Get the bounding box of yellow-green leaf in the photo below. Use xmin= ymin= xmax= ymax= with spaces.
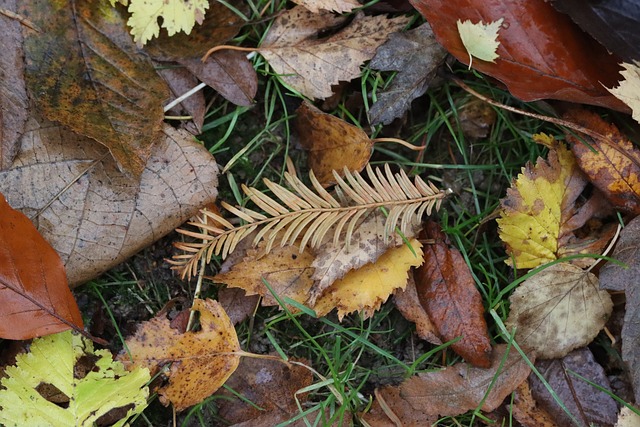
xmin=0 ymin=331 xmax=149 ymax=427
xmin=457 ymin=18 xmax=503 ymax=67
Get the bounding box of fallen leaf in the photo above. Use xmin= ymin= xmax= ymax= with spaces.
xmin=506 ymin=263 xmax=612 ymax=359
xmin=394 ymin=274 xmax=442 ymax=345
xmin=361 ymin=385 xmax=437 ymax=426
xmin=120 ymin=298 xmax=240 ymax=411
xmin=156 ymin=64 xmax=206 ymax=134
xmin=457 ymin=18 xmax=503 ymax=66
xmin=218 ymin=287 xmax=260 ymax=325
xmin=0 ymin=330 xmax=149 ymax=426
xmin=456 ymin=97 xmax=497 ymax=139
xmin=616 ymin=407 xmax=640 ymax=427
xmin=607 ymin=61 xmax=640 ymax=124
xmin=410 ymin=0 xmax=627 ymax=110
xmin=20 ymin=0 xmax=169 ymax=177
xmin=259 ymin=7 xmax=410 ymax=99
xmin=565 ymin=109 xmax=640 ymax=214
xmin=529 ymin=347 xmax=618 ymax=427
xmin=0 ymin=0 xmax=28 ymax=169
xmin=0 ymin=115 xmax=219 ymax=287
xmin=368 ymin=22 xmax=448 ymax=125
xmin=399 ymin=344 xmax=531 ymax=416
xmin=600 ymin=215 xmax=640 ymax=403
xmin=415 ymin=220 xmax=492 ymax=368
xmin=215 ymin=357 xmax=313 ymax=426
xmin=0 ymin=194 xmax=83 ymax=339
xmin=296 ymin=101 xmax=372 ymax=187
xmin=313 ymin=238 xmax=423 ymax=320
xmin=498 ymin=139 xmax=614 ymax=269
xmin=291 ymin=0 xmax=360 ymax=13
xmin=510 ymin=381 xmax=558 ymax=427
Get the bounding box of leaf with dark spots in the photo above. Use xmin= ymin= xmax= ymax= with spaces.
xmin=414 ymin=220 xmax=492 ymax=367
xmin=19 ymin=0 xmax=169 ymax=177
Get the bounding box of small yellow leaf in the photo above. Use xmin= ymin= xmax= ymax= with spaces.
xmin=606 ymin=60 xmax=640 ymax=125
xmin=457 ymin=18 xmax=503 ymax=67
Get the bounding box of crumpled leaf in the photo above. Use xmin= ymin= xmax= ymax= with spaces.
xmin=457 ymin=18 xmax=503 ymax=66
xmin=506 ymin=263 xmax=612 ymax=359
xmin=214 ymin=357 xmax=313 ymax=426
xmin=291 ymin=0 xmax=360 ymax=13
xmin=497 ymin=138 xmax=614 ymax=269
xmin=0 ymin=194 xmax=83 ymax=339
xmin=259 ymin=7 xmax=410 ymax=99
xmin=565 ymin=109 xmax=640 ymax=214
xmin=120 ymin=298 xmax=240 ymax=411
xmin=0 ymin=330 xmax=149 ymax=427
xmin=600 ymin=215 xmax=640 ymax=403
xmin=368 ymin=23 xmax=448 ymax=126
xmin=529 ymin=347 xmax=618 ymax=427
xmin=415 ymin=221 xmax=492 ymax=368
xmin=394 ymin=275 xmax=441 ymax=344
xmin=0 ymin=115 xmax=219 ymax=286
xmin=296 ymin=101 xmax=372 ymax=187
xmin=20 ymin=0 xmax=169 ymax=177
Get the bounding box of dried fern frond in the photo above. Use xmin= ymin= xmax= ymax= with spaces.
xmin=171 ymin=164 xmax=448 ymax=278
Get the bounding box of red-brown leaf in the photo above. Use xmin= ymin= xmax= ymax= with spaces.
xmin=0 ymin=194 xmax=83 ymax=339
xmin=414 ymin=220 xmax=492 ymax=367
xmin=411 ymin=0 xmax=627 ymax=111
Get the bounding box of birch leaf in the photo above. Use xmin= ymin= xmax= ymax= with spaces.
xmin=606 ymin=60 xmax=640 ymax=125
xmin=457 ymin=18 xmax=503 ymax=66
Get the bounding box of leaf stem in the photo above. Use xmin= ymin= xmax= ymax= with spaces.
xmin=202 ymin=45 xmax=257 ymax=62
xmin=371 ymin=137 xmax=426 ymax=151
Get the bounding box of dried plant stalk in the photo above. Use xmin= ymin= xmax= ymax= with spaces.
xmin=171 ymin=164 xmax=448 ymax=278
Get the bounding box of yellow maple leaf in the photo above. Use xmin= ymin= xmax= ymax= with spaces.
xmin=314 ymin=239 xmax=423 ymax=320
xmin=124 ymin=0 xmax=209 ymax=46
xmin=457 ymin=18 xmax=503 ymax=68
xmin=606 ymin=61 xmax=640 ymax=125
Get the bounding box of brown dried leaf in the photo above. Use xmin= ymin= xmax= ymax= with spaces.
xmin=361 ymin=386 xmax=437 ymax=426
xmin=20 ymin=0 xmax=169 ymax=177
xmin=291 ymin=0 xmax=359 ymax=13
xmin=399 ymin=344 xmax=532 ymax=416
xmin=0 ymin=115 xmax=219 ymax=286
xmin=215 ymin=358 xmax=313 ymax=426
xmin=566 ymin=109 xmax=640 ymax=215
xmin=259 ymin=8 xmax=410 ymax=99
xmin=529 ymin=347 xmax=618 ymax=427
xmin=218 ymin=287 xmax=260 ymax=325
xmin=393 ymin=274 xmax=441 ymax=344
xmin=295 ymin=101 xmax=372 ymax=187
xmin=511 ymin=381 xmax=559 ymax=427
xmin=415 ymin=220 xmax=492 ymax=367
xmin=156 ymin=64 xmax=205 ymax=134
xmin=506 ymin=263 xmax=612 ymax=359
xmin=120 ymin=298 xmax=240 ymax=411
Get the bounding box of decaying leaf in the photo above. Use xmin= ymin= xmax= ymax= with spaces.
xmin=0 ymin=194 xmax=83 ymax=339
xmin=368 ymin=23 xmax=448 ymax=125
xmin=565 ymin=109 xmax=640 ymax=214
xmin=21 ymin=0 xmax=169 ymax=177
xmin=291 ymin=0 xmax=360 ymax=13
xmin=313 ymin=238 xmax=423 ymax=320
xmin=529 ymin=347 xmax=618 ymax=427
xmin=120 ymin=299 xmax=240 ymax=411
xmin=0 ymin=330 xmax=149 ymax=427
xmin=510 ymin=381 xmax=558 ymax=427
xmin=218 ymin=287 xmax=260 ymax=325
xmin=362 ymin=385 xmax=437 ymax=426
xmin=456 ymin=97 xmax=497 ymax=139
xmin=394 ymin=274 xmax=441 ymax=344
xmin=498 ymin=138 xmax=614 ymax=269
xmin=0 ymin=115 xmax=218 ymax=287
xmin=415 ymin=220 xmax=492 ymax=368
xmin=296 ymin=101 xmax=372 ymax=187
xmin=606 ymin=60 xmax=640 ymax=124
xmin=258 ymin=7 xmax=410 ymax=99
xmin=215 ymin=357 xmax=313 ymax=426
xmin=506 ymin=263 xmax=612 ymax=359
xmin=457 ymin=18 xmax=503 ymax=66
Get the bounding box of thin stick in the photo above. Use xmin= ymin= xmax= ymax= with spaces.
xmin=371 ymin=137 xmax=426 ymax=151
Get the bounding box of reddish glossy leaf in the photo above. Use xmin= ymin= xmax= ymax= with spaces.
xmin=414 ymin=220 xmax=492 ymax=367
xmin=565 ymin=109 xmax=640 ymax=214
xmin=20 ymin=0 xmax=169 ymax=177
xmin=411 ymin=0 xmax=627 ymax=111
xmin=0 ymin=194 xmax=83 ymax=339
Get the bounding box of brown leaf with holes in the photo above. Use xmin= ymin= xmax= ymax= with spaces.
xmin=296 ymin=101 xmax=372 ymax=187
xmin=0 ymin=194 xmax=83 ymax=339
xmin=119 ymin=298 xmax=240 ymax=411
xmin=394 ymin=274 xmax=441 ymax=344
xmin=565 ymin=109 xmax=640 ymax=214
xmin=414 ymin=220 xmax=492 ymax=367
xmin=215 ymin=357 xmax=313 ymax=426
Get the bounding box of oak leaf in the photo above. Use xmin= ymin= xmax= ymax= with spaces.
xmin=506 ymin=263 xmax=612 ymax=359
xmin=457 ymin=18 xmax=503 ymax=66
xmin=0 ymin=194 xmax=83 ymax=339
xmin=393 ymin=274 xmax=441 ymax=344
xmin=258 ymin=7 xmax=410 ymax=99
xmin=606 ymin=61 xmax=640 ymax=124
xmin=119 ymin=298 xmax=240 ymax=411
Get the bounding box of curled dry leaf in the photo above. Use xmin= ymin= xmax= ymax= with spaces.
xmin=119 ymin=299 xmax=240 ymax=411
xmin=296 ymin=101 xmax=372 ymax=187
xmin=565 ymin=109 xmax=640 ymax=214
xmin=258 ymin=7 xmax=410 ymax=99
xmin=415 ymin=220 xmax=492 ymax=368
xmin=0 ymin=194 xmax=83 ymax=340
xmin=506 ymin=263 xmax=612 ymax=359
xmin=393 ymin=274 xmax=441 ymax=345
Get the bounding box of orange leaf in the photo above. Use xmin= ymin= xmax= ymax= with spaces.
xmin=0 ymin=194 xmax=83 ymax=339
xmin=414 ymin=220 xmax=492 ymax=367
